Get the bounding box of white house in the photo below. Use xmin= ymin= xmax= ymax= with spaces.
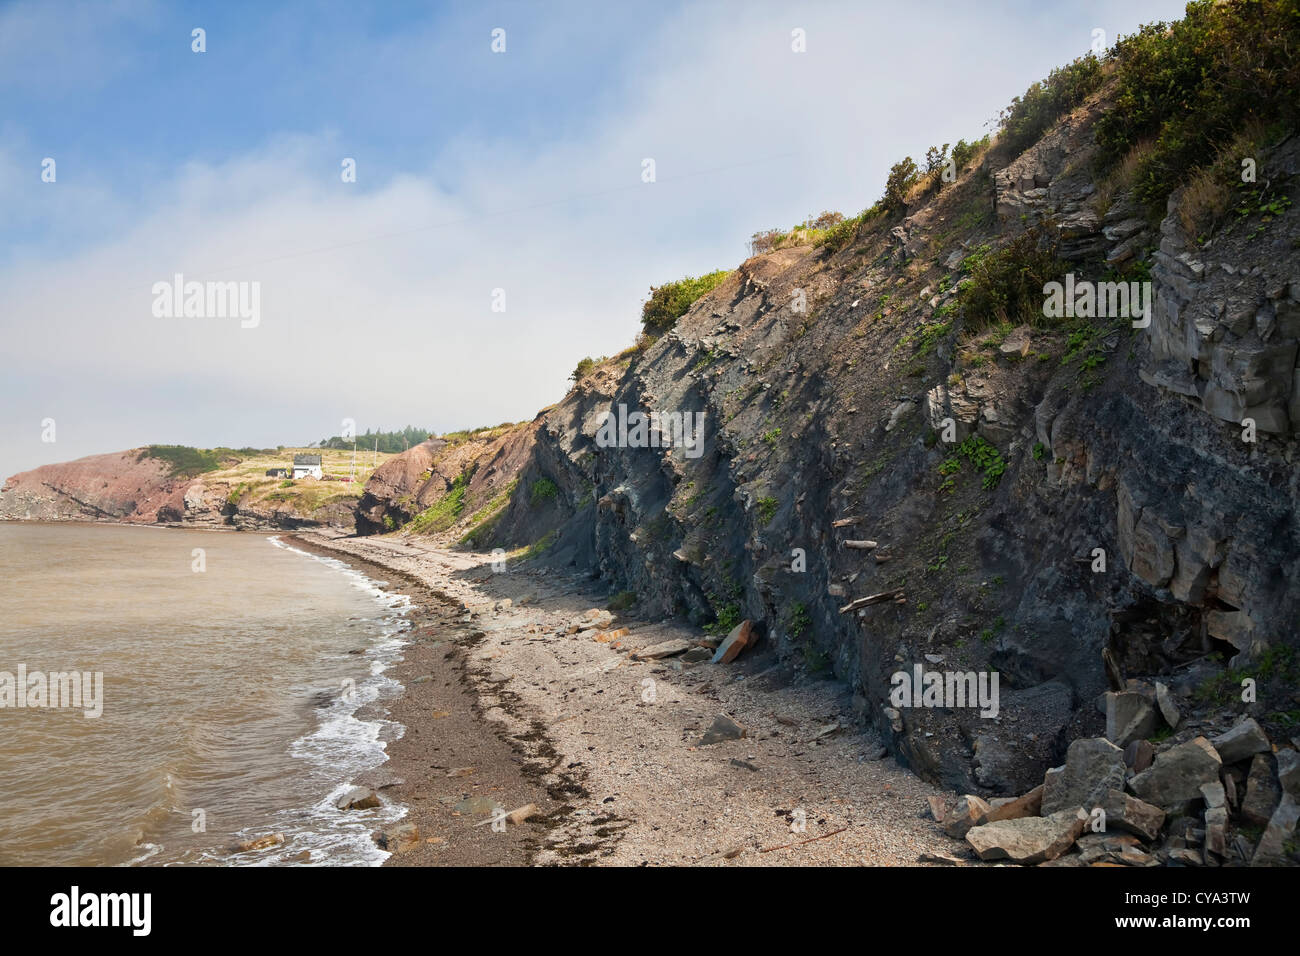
xmin=292 ymin=453 xmax=323 ymax=480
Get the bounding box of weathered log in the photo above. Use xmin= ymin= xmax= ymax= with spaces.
xmin=838 ymin=588 xmax=904 ymax=614
xmin=842 ymin=539 xmax=878 ymax=550
xmin=832 ymin=515 xmax=866 ymax=528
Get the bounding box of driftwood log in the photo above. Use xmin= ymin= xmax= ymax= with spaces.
xmin=838 ymin=588 xmax=905 ymax=614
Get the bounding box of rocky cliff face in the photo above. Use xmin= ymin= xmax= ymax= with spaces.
xmin=359 ymin=87 xmax=1300 ymax=796
xmin=0 ymin=450 xmax=358 ymax=531
xmin=0 ymin=450 xmax=175 ymax=522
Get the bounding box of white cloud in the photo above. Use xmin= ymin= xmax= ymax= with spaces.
xmin=0 ymin=0 xmax=1190 ymax=474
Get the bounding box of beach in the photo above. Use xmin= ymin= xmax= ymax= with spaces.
xmin=293 ymin=531 xmax=962 ymax=866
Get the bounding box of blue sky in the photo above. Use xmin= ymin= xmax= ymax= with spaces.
xmin=0 ymin=0 xmax=1190 ymax=474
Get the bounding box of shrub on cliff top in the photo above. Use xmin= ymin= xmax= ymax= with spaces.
xmin=950 ymin=135 xmax=991 ymax=176
xmin=640 ymin=269 xmax=732 ymax=336
xmin=570 ymin=355 xmax=605 ymax=383
xmin=1094 ymin=0 xmax=1300 ymax=214
xmin=140 ymin=444 xmax=269 ymax=478
xmin=997 ymin=53 xmax=1103 ymax=158
xmin=880 ymin=157 xmax=920 ymax=214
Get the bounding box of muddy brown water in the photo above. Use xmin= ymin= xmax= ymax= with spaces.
xmin=0 ymin=522 xmax=415 ymax=865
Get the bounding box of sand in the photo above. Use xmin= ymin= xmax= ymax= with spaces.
xmin=292 ymin=531 xmax=966 ymax=866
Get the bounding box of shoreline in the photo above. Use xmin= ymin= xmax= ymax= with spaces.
xmin=286 ymin=533 xmax=541 ymax=866
xmin=292 ymin=530 xmax=963 ymax=866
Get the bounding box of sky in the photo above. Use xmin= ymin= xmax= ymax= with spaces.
xmin=0 ymin=0 xmax=1191 ymax=475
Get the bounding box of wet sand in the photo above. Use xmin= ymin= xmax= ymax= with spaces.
xmin=292 ymin=532 xmax=964 ymax=866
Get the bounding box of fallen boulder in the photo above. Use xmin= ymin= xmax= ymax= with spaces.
xmin=1128 ymin=737 xmax=1222 ymax=808
xmin=965 ymin=809 xmax=1087 ymax=865
xmin=1211 ymin=718 xmax=1271 ymax=765
xmin=1241 ymin=753 xmax=1281 ymax=826
xmin=1042 ymin=737 xmax=1126 ymax=815
xmin=710 ymin=620 xmax=754 ymax=664
xmin=633 ymin=638 xmax=692 ymax=660
xmin=1251 ymin=793 xmax=1299 ymax=866
xmin=1096 ymin=789 xmax=1166 ymax=842
xmin=1124 ymin=739 xmax=1155 ymax=774
xmin=943 ymin=794 xmax=992 ymax=839
xmin=1105 ymin=691 xmax=1159 ymax=747
xmin=1277 ymin=748 xmax=1300 ymax=798
xmin=976 ymin=785 xmax=1043 ymax=826
xmin=1154 ymin=682 xmax=1181 ymax=729
xmin=579 ymin=609 xmax=615 ymax=630
xmin=1205 ymin=806 xmax=1229 ymax=858
xmin=372 ymin=822 xmax=420 ymax=852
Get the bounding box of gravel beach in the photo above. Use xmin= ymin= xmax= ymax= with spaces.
xmin=293 ymin=532 xmax=966 ymax=866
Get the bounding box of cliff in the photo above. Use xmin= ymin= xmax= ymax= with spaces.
xmin=355 ymin=13 xmax=1300 ymax=798
xmin=0 ymin=447 xmax=368 ymax=531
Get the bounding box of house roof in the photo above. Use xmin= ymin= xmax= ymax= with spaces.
xmin=293 ymin=454 xmax=322 ymax=466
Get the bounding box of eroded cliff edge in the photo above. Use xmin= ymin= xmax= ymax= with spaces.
xmin=356 ymin=90 xmax=1300 ymax=797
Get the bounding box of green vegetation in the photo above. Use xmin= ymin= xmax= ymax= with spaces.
xmin=997 ymin=54 xmax=1103 ymax=157
xmin=406 ymin=471 xmax=471 ymax=535
xmin=705 ymin=601 xmax=741 ymax=636
xmin=1195 ymin=645 xmax=1300 ymax=708
xmin=1094 ymin=1 xmax=1300 ymax=214
xmin=955 ymin=229 xmax=1064 ymax=331
xmin=750 ymin=211 xmax=853 ymax=255
xmin=802 ymin=640 xmax=832 ymax=675
xmin=439 ymin=422 xmax=520 ymax=445
xmin=940 ymin=435 xmax=1008 ymax=491
xmin=521 ymin=529 xmax=558 ymax=561
xmin=140 ymin=445 xmax=273 ymax=478
xmin=950 ymin=136 xmax=990 ymax=175
xmin=607 ymin=591 xmax=637 ymax=612
xmin=761 ymin=428 xmax=781 ymax=448
xmin=457 ymin=478 xmax=519 ymax=548
xmin=789 ymin=601 xmax=811 ymax=639
xmin=318 ymin=426 xmax=431 ymax=453
xmin=641 ymin=269 xmax=733 ymax=336
xmin=900 ymin=320 xmax=952 ymax=358
xmin=570 ymin=355 xmax=605 ymax=383
xmin=757 ymin=496 xmax=778 ymax=524
xmin=980 ymin=616 xmax=1006 ymax=645
xmin=881 ymin=156 xmax=920 ymax=214
xmin=529 ymin=477 xmax=559 ymax=508
xmin=813 ymin=206 xmax=882 ymax=253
